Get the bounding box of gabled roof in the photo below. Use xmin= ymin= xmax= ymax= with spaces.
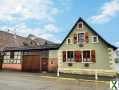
xmin=59 ymin=17 xmax=117 ymax=50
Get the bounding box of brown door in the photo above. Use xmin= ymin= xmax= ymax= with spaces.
xmin=22 ymin=55 xmax=32 ymax=72
xmin=41 ymin=58 xmax=48 ymax=71
xmin=31 ymin=55 xmax=40 ymax=72
xmin=22 ymin=55 xmax=41 ymax=72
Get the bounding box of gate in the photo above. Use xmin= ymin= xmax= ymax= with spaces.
xmin=22 ymin=52 xmax=41 ymax=72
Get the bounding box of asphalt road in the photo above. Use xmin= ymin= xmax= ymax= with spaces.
xmin=0 ymin=71 xmax=111 ymax=90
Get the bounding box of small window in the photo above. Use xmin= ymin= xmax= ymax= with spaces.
xmin=10 ymin=52 xmax=14 ymax=59
xmin=67 ymin=38 xmax=71 ymax=44
xmin=78 ymin=22 xmax=83 ymax=29
xmin=67 ymin=51 xmax=74 ymax=61
xmin=92 ymin=36 xmax=98 ymax=43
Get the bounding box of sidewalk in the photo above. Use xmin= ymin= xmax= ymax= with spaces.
xmin=39 ymin=72 xmax=114 ymax=83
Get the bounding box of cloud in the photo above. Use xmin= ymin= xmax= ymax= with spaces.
xmin=115 ymin=42 xmax=119 ymax=47
xmin=44 ymin=24 xmax=59 ymax=33
xmin=0 ymin=0 xmax=59 ymax=22
xmin=90 ymin=0 xmax=119 ymax=24
xmin=0 ymin=0 xmax=62 ymax=43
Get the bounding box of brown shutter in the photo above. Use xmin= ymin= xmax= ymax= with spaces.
xmin=63 ymin=51 xmax=66 ymax=62
xmin=85 ymin=32 xmax=89 ymax=43
xmin=74 ymin=34 xmax=77 ymax=44
xmin=91 ymin=50 xmax=96 ymax=63
xmin=75 ymin=51 xmax=82 ymax=62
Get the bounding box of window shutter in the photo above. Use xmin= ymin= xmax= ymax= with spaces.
xmin=91 ymin=50 xmax=96 ymax=63
xmin=75 ymin=51 xmax=82 ymax=62
xmin=74 ymin=34 xmax=77 ymax=44
xmin=85 ymin=32 xmax=89 ymax=43
xmin=63 ymin=51 xmax=66 ymax=62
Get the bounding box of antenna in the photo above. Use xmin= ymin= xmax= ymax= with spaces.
xmin=7 ymin=29 xmax=10 ymax=33
xmin=13 ymin=29 xmax=19 ymax=47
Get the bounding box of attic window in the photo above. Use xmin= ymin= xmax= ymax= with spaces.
xmin=92 ymin=36 xmax=99 ymax=43
xmin=67 ymin=38 xmax=71 ymax=44
xmin=78 ymin=22 xmax=83 ymax=29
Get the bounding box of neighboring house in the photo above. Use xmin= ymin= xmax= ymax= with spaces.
xmin=3 ymin=44 xmax=59 ymax=72
xmin=57 ymin=18 xmax=117 ymax=76
xmin=0 ymin=31 xmax=59 ymax=72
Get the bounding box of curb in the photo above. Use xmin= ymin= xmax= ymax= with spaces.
xmin=40 ymin=76 xmax=109 ymax=83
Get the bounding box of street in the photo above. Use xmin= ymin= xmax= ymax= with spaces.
xmin=0 ymin=71 xmax=110 ymax=90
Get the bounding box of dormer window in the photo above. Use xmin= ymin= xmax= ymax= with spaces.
xmin=92 ymin=36 xmax=99 ymax=43
xmin=78 ymin=22 xmax=83 ymax=29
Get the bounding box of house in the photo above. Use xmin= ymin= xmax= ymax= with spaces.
xmin=0 ymin=17 xmax=118 ymax=77
xmin=57 ymin=17 xmax=117 ymax=77
xmin=0 ymin=31 xmax=59 ymax=72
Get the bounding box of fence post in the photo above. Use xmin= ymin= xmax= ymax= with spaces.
xmin=95 ymin=71 xmax=98 ymax=80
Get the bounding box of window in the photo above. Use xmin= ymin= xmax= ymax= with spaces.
xmin=78 ymin=33 xmax=85 ymax=44
xmin=10 ymin=52 xmax=14 ymax=59
xmin=92 ymin=36 xmax=98 ymax=43
xmin=67 ymin=51 xmax=74 ymax=61
xmin=62 ymin=50 xmax=96 ymax=63
xmin=82 ymin=50 xmax=96 ymax=63
xmin=78 ymin=22 xmax=83 ymax=29
xmin=67 ymin=38 xmax=71 ymax=44
xmin=82 ymin=51 xmax=91 ymax=62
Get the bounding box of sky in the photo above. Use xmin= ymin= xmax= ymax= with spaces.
xmin=0 ymin=0 xmax=119 ymax=47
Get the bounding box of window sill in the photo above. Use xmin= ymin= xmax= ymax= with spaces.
xmin=91 ymin=42 xmax=98 ymax=44
xmin=81 ymin=62 xmax=93 ymax=63
xmin=64 ymin=61 xmax=76 ymax=63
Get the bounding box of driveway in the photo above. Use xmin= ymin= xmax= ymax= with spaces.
xmin=0 ymin=71 xmax=110 ymax=90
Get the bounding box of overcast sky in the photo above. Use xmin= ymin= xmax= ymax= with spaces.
xmin=0 ymin=0 xmax=119 ymax=46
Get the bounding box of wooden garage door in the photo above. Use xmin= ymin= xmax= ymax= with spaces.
xmin=22 ymin=55 xmax=41 ymax=72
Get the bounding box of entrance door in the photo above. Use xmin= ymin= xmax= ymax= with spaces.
xmin=41 ymin=58 xmax=48 ymax=71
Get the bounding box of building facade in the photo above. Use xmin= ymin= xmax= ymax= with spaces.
xmin=57 ymin=18 xmax=117 ymax=76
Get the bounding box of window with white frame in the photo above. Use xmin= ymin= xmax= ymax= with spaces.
xmin=67 ymin=51 xmax=74 ymax=61
xmin=82 ymin=51 xmax=91 ymax=62
xmin=78 ymin=22 xmax=83 ymax=29
xmin=92 ymin=36 xmax=98 ymax=43
xmin=78 ymin=33 xmax=85 ymax=44
xmin=67 ymin=38 xmax=71 ymax=44
xmin=62 ymin=50 xmax=96 ymax=63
